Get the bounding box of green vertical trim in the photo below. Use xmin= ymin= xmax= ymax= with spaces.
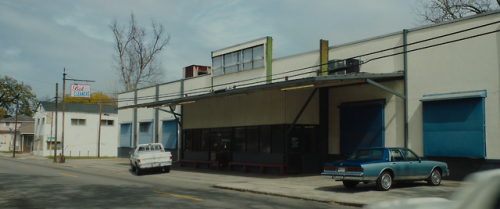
xmin=266 ymin=37 xmax=273 ymax=84
xmin=320 ymin=39 xmax=329 ymax=76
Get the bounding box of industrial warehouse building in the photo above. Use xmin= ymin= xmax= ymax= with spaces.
xmin=118 ymin=11 xmax=500 ymax=179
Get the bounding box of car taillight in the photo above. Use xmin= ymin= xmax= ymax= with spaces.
xmin=347 ymin=167 xmax=363 ymax=172
xmin=137 ymin=159 xmax=141 ymax=162
xmin=324 ymin=166 xmax=336 ymax=171
xmin=170 ymin=156 xmax=172 ymax=159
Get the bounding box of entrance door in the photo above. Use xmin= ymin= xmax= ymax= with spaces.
xmin=287 ymin=126 xmax=302 ymax=174
xmin=209 ymin=131 xmax=232 ymax=167
xmin=23 ymin=135 xmax=33 ymax=152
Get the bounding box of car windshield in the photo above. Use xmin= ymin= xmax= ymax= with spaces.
xmin=349 ymin=149 xmax=384 ymax=160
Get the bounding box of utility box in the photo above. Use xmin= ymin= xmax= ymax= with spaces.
xmin=327 ymin=59 xmax=360 ymax=75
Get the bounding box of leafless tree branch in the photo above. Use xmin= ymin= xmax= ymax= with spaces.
xmin=414 ymin=0 xmax=500 ymax=24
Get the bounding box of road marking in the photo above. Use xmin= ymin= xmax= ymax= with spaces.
xmin=20 ymin=165 xmax=29 ymax=168
xmin=153 ymin=191 xmax=203 ymax=201
xmin=60 ymin=173 xmax=78 ymax=177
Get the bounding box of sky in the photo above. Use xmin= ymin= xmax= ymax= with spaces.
xmin=0 ymin=0 xmax=420 ymax=100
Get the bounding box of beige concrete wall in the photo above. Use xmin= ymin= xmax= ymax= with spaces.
xmin=328 ymin=80 xmax=405 ymax=154
xmin=406 ymin=13 xmax=500 ymax=159
xmin=183 ymin=88 xmax=319 ymax=129
xmin=272 ymin=51 xmax=320 ymax=82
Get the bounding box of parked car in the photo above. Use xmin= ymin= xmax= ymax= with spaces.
xmin=365 ymin=169 xmax=500 ymax=209
xmin=130 ymin=143 xmax=172 ymax=175
xmin=321 ymin=147 xmax=449 ymax=191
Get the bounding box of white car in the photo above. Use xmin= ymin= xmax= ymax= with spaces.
xmin=365 ymin=169 xmax=500 ymax=209
xmin=130 ymin=143 xmax=172 ymax=175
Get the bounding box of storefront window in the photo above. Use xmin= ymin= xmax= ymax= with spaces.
xmin=289 ymin=126 xmax=302 ymax=153
xmin=234 ymin=127 xmax=246 ymax=153
xmin=246 ymin=127 xmax=259 ymax=153
xmin=271 ymin=125 xmax=284 ymax=154
xmin=259 ymin=126 xmax=271 ymax=153
xmin=202 ymin=129 xmax=210 ymax=151
xmin=193 ymin=129 xmax=202 ymax=151
xmin=303 ymin=126 xmax=317 ymax=154
xmin=185 ymin=130 xmax=193 ymax=151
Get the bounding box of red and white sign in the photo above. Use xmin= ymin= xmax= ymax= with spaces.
xmin=70 ymin=84 xmax=91 ymax=98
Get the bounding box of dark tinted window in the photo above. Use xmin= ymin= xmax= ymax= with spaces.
xmin=246 ymin=127 xmax=259 ymax=153
xmin=303 ymin=126 xmax=317 ymax=154
xmin=271 ymin=125 xmax=284 ymax=153
xmin=185 ymin=130 xmax=193 ymax=151
xmin=349 ymin=149 xmax=384 ymax=160
xmin=193 ymin=129 xmax=202 ymax=151
xmin=259 ymin=126 xmax=271 ymax=153
xmin=234 ymin=127 xmax=246 ymax=153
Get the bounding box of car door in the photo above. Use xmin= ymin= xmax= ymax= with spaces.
xmin=389 ymin=149 xmax=409 ymax=180
xmin=401 ymin=149 xmax=424 ymax=179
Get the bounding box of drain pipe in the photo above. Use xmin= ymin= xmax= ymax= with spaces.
xmin=404 ymin=29 xmax=409 ymax=148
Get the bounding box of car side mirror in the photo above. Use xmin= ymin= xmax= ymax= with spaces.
xmin=418 ymin=157 xmax=421 ymax=163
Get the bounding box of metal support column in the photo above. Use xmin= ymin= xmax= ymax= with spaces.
xmin=155 ymin=85 xmax=159 ymax=143
xmin=403 ymin=29 xmax=409 ymax=148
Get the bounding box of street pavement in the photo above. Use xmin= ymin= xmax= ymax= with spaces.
xmin=0 ymin=154 xmax=350 ymax=209
xmin=0 ymin=153 xmax=462 ymax=207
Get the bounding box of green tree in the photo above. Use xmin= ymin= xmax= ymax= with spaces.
xmin=64 ymin=92 xmax=116 ymax=106
xmin=0 ymin=76 xmax=37 ymax=118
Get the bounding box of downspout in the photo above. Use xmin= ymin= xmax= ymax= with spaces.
xmin=404 ymin=29 xmax=409 ymax=148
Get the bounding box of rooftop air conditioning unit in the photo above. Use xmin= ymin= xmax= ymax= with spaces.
xmin=327 ymin=58 xmax=360 ymax=75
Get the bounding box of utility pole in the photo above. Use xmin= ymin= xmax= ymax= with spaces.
xmin=98 ymin=92 xmax=102 ymax=158
xmin=54 ymin=83 xmax=59 ymax=163
xmin=12 ymin=99 xmax=19 ymax=158
xmin=61 ymin=68 xmax=94 ymax=161
xmin=61 ymin=68 xmax=66 ymax=163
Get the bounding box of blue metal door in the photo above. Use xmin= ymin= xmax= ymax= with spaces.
xmin=162 ymin=120 xmax=178 ymax=149
xmin=339 ymin=100 xmax=385 ymax=155
xmin=139 ymin=122 xmax=153 ymax=145
xmin=423 ymin=98 xmax=486 ymax=158
xmin=119 ymin=124 xmax=132 ymax=147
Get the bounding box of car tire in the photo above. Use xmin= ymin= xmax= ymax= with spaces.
xmin=427 ymin=169 xmax=442 ymax=186
xmin=130 ymin=161 xmax=136 ymax=172
xmin=376 ymin=171 xmax=393 ymax=191
xmin=342 ymin=181 xmax=359 ymax=189
xmin=163 ymin=166 xmax=170 ymax=173
xmin=135 ymin=163 xmax=142 ymax=176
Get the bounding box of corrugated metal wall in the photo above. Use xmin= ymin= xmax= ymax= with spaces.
xmin=183 ymin=88 xmax=319 ymax=129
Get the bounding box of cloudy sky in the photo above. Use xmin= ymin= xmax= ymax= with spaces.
xmin=0 ymin=0 xmax=419 ymax=99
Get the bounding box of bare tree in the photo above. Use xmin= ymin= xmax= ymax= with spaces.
xmin=414 ymin=0 xmax=500 ymax=24
xmin=110 ymin=12 xmax=170 ymax=91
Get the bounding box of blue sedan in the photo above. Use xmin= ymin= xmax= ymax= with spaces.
xmin=321 ymin=147 xmax=449 ymax=191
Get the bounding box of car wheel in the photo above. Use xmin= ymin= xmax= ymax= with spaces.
xmin=342 ymin=181 xmax=359 ymax=189
xmin=163 ymin=166 xmax=170 ymax=173
xmin=135 ymin=163 xmax=142 ymax=176
xmin=130 ymin=161 xmax=136 ymax=172
xmin=427 ymin=169 xmax=442 ymax=186
xmin=376 ymin=171 xmax=392 ymax=191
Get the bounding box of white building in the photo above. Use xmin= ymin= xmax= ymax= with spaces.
xmin=0 ymin=115 xmax=34 ymax=152
xmin=118 ymin=11 xmax=500 ymax=179
xmin=34 ymin=102 xmax=118 ymax=157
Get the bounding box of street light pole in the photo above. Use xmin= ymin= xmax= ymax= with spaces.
xmin=54 ymin=83 xmax=59 ymax=162
xmin=61 ymin=68 xmax=66 ymax=163
xmin=12 ymin=99 xmax=19 ymax=158
xmin=98 ymin=92 xmax=102 ymax=158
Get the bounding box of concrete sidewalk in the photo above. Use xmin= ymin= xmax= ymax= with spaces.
xmin=0 ymin=153 xmax=462 ymax=206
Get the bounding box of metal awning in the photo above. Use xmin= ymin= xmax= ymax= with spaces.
xmin=119 ymin=72 xmax=404 ymax=110
xmin=420 ymin=90 xmax=487 ymax=102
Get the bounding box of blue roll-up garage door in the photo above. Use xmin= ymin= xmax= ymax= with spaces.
xmin=139 ymin=122 xmax=153 ymax=145
xmin=422 ymin=91 xmax=486 ymax=158
xmin=162 ymin=120 xmax=178 ymax=149
xmin=120 ymin=123 xmax=132 ymax=147
xmin=339 ymin=99 xmax=385 ymax=155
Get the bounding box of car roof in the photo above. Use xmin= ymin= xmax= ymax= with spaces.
xmin=357 ymin=147 xmax=408 ymax=150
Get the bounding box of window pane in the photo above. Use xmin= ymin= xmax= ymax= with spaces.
xmin=234 ymin=127 xmax=246 ymax=153
xmin=243 ymin=48 xmax=252 ymax=62
xmin=193 ymin=129 xmax=201 ymax=151
xmin=101 ymin=120 xmax=107 ymax=126
xmin=224 ymin=65 xmax=239 ymax=74
xmin=253 ymin=46 xmax=264 ymax=60
xmin=213 ymin=68 xmax=223 ymax=76
xmin=243 ymin=62 xmax=252 ymax=70
xmin=253 ymin=60 xmax=264 ymax=69
xmin=108 ymin=120 xmax=114 ymax=126
xmin=272 ymin=125 xmax=284 ymax=154
xmin=289 ymin=126 xmax=301 ymax=153
xmin=185 ymin=130 xmax=193 ymax=151
xmin=403 ymin=149 xmax=419 ymax=161
xmin=201 ymin=129 xmax=210 ymax=151
xmin=79 ymin=119 xmax=86 ymax=125
xmin=224 ymin=52 xmax=239 ymax=66
xmin=390 ymin=150 xmax=405 ymax=161
xmin=303 ymin=126 xmax=317 ymax=154
xmin=71 ymin=119 xmax=78 ymax=125
xmin=247 ymin=127 xmax=259 ymax=153
xmin=213 ymin=56 xmax=222 ymax=68
xmin=259 ymin=126 xmax=271 ymax=153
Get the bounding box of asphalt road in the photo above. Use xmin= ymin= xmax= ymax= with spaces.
xmin=0 ymin=157 xmax=351 ymax=209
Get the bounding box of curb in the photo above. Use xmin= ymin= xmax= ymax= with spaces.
xmin=212 ymin=185 xmax=365 ymax=208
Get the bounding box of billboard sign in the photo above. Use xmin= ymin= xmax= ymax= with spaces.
xmin=70 ymin=84 xmax=91 ymax=98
